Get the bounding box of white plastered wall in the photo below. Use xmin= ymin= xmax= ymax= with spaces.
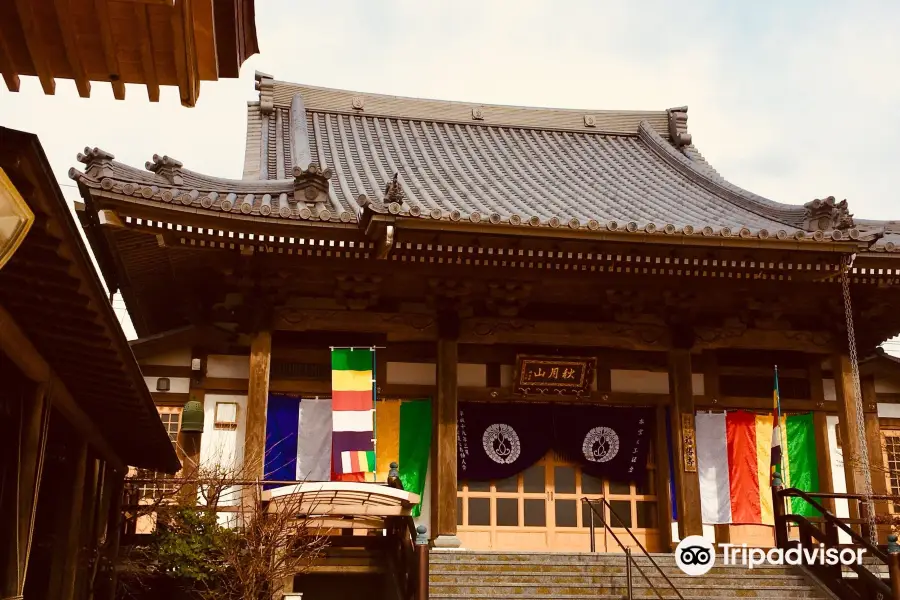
xmin=199 ymin=393 xmax=248 ymax=508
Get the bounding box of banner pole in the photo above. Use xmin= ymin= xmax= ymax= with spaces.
xmin=371 ymin=347 xmax=378 ymax=482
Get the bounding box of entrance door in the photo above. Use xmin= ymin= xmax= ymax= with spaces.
xmin=457 ymin=450 xmax=661 ymax=552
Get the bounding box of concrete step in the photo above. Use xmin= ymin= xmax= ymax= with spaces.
xmin=431 ymin=560 xmax=802 ymax=578
xmin=430 ymin=572 xmax=815 ymax=588
xmin=428 ymin=551 xmax=830 ymax=599
xmin=429 ymin=584 xmax=824 ymax=599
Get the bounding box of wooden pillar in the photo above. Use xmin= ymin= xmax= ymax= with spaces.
xmin=702 ymin=351 xmax=730 ymax=544
xmin=96 ymin=470 xmax=124 ymax=600
xmin=432 ymin=317 xmax=460 ymax=548
xmin=0 ymin=382 xmax=48 ymax=599
xmin=245 ymin=331 xmax=272 ymax=499
xmin=653 ymin=403 xmax=673 ymax=551
xmin=54 ymin=439 xmax=87 ymax=600
xmin=833 ymin=354 xmax=868 ymax=519
xmin=668 ymin=349 xmax=703 ymax=539
xmin=862 ymin=375 xmax=889 ymax=540
xmin=808 ymin=357 xmax=835 ymax=515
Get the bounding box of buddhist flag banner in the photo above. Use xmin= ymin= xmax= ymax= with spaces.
xmin=696 ymin=410 xmax=819 ymax=525
xmin=784 ymin=413 xmax=820 ymax=517
xmin=375 ymin=399 xmax=432 ymax=517
xmin=264 ymin=395 xmax=333 ymax=487
xmin=331 ymin=348 xmax=376 ymax=476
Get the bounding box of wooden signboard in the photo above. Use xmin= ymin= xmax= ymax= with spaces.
xmin=681 ymin=413 xmax=697 ymax=472
xmin=515 ymin=355 xmax=595 ymax=396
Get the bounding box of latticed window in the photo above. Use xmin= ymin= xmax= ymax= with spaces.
xmin=136 ymin=407 xmax=182 ymax=499
xmin=882 ymin=430 xmax=900 ymax=513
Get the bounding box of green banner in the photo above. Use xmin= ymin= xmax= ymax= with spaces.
xmin=786 ymin=413 xmax=820 ymax=517
xmin=399 ymin=399 xmax=432 ymax=518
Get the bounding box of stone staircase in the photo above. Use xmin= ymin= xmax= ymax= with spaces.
xmin=429 ymin=551 xmax=835 ymax=599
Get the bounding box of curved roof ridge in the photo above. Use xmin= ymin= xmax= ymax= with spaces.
xmin=262 ymin=76 xmax=671 ymax=136
xmin=638 ymin=121 xmax=807 ymax=229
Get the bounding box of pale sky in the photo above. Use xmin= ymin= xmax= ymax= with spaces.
xmin=2 ymin=0 xmax=899 ymax=346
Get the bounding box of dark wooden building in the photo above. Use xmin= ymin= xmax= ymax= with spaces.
xmin=0 ymin=126 xmax=179 ymax=600
xmin=71 ymin=72 xmax=900 ymax=553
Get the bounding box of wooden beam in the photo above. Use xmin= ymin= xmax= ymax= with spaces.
xmin=694 ymin=327 xmax=835 ymax=354
xmin=668 ymin=349 xmax=703 ymax=538
xmin=459 ymin=318 xmax=670 ymax=351
xmin=808 ymin=356 xmax=835 ymax=515
xmin=118 ymin=0 xmax=175 ymax=5
xmin=276 ymin=307 xmax=437 ymax=342
xmin=12 ymin=0 xmax=55 ymax=94
xmin=132 ymin=4 xmax=160 ymax=102
xmin=245 ymin=331 xmax=271 ymax=480
xmin=92 ymin=0 xmax=125 ymax=99
xmin=53 ymin=0 xmax=91 ymax=97
xmin=432 ymin=334 xmax=460 ymax=547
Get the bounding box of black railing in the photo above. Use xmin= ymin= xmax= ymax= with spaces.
xmin=774 ymin=487 xmax=900 ymax=600
xmin=583 ymin=497 xmax=684 ymax=600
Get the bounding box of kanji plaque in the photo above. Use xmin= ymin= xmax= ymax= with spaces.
xmin=515 ymin=355 xmax=595 ymax=396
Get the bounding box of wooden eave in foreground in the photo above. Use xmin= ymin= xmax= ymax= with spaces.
xmin=0 ymin=0 xmax=258 ymax=106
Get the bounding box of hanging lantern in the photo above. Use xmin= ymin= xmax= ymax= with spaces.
xmin=181 ymin=400 xmax=205 ymax=432
xmin=0 ymin=167 xmax=35 ymax=271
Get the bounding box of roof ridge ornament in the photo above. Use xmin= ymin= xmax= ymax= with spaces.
xmin=384 ymin=172 xmax=405 ymax=205
xmin=255 ymin=71 xmax=274 ymax=115
xmin=666 ymin=106 xmax=692 ymax=148
xmin=292 ymin=163 xmax=332 ymax=207
xmin=803 ymin=196 xmax=855 ymax=231
xmin=146 ymin=154 xmax=184 ymax=185
xmin=76 ymin=146 xmax=115 ymax=178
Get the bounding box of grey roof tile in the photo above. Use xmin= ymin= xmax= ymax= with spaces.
xmin=72 ymin=77 xmax=897 ymax=250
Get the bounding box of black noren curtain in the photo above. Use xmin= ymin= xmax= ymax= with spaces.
xmin=457 ymin=402 xmax=654 ymax=483
xmin=457 ymin=402 xmax=552 ymax=481
xmin=552 ymin=404 xmax=654 ymax=482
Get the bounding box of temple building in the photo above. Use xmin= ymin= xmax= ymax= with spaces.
xmin=71 ymin=71 xmax=900 ymax=560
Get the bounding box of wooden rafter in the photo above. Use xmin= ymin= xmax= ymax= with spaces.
xmin=0 ymin=20 xmax=20 ymax=92
xmin=169 ymin=0 xmax=199 ymax=107
xmin=12 ymin=0 xmax=56 ymax=95
xmin=132 ymin=4 xmax=160 ymax=102
xmin=93 ymin=0 xmax=126 ymax=100
xmin=53 ymin=0 xmax=91 ymax=98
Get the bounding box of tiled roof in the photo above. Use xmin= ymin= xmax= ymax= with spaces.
xmin=70 ymin=73 xmax=897 ymax=250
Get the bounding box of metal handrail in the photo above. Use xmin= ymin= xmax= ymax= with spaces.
xmin=775 ymin=487 xmax=894 ymax=599
xmin=777 ymin=488 xmax=887 ymax=561
xmin=582 ymin=497 xmax=684 ymax=600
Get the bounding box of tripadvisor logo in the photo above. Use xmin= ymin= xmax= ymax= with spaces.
xmin=675 ymin=536 xmax=866 ymax=576
xmin=675 ymin=536 xmax=716 ymax=576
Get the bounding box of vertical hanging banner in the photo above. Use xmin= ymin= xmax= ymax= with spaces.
xmin=264 ymin=395 xmax=333 ymax=487
xmin=331 ymin=348 xmax=376 ymax=477
xmin=375 ymin=399 xmax=433 ymax=516
xmin=695 ymin=410 xmax=818 ymax=525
